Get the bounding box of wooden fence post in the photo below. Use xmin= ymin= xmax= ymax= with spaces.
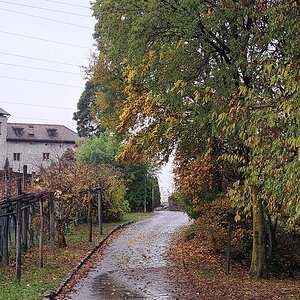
xmin=3 ymin=209 xmax=9 ymax=266
xmin=15 ymin=179 xmax=22 ymax=283
xmin=31 ymin=172 xmax=36 ymax=186
xmin=22 ymin=165 xmax=27 ymax=189
xmin=39 ymin=197 xmax=44 ymax=268
xmin=22 ymin=165 xmax=29 ymax=252
xmin=88 ymin=191 xmax=92 ymax=242
xmin=225 ymin=212 xmax=234 ymax=275
xmin=97 ymin=189 xmax=103 ymax=235
xmin=28 ymin=205 xmax=35 ymax=246
xmin=22 ymin=208 xmax=29 ymax=252
xmin=49 ymin=195 xmax=55 ymax=255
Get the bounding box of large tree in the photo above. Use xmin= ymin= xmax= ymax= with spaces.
xmin=91 ymin=0 xmax=299 ymax=277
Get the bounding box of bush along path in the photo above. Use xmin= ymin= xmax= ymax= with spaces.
xmin=63 ymin=211 xmax=193 ymax=300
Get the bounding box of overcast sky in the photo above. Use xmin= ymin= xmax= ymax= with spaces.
xmin=0 ymin=0 xmax=174 ymax=201
xmin=0 ymin=0 xmax=94 ymax=131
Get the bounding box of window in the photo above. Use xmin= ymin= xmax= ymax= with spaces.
xmin=47 ymin=128 xmax=57 ymax=137
xmin=13 ymin=153 xmax=21 ymax=161
xmin=13 ymin=127 xmax=24 ymax=137
xmin=43 ymin=153 xmax=50 ymax=160
xmin=28 ymin=125 xmax=34 ymax=136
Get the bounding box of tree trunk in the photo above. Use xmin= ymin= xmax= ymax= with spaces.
xmin=3 ymin=212 xmax=9 ymax=266
xmin=98 ymin=190 xmax=103 ymax=235
xmin=266 ymin=210 xmax=277 ymax=258
xmin=249 ymin=186 xmax=267 ymax=278
xmin=22 ymin=208 xmax=29 ymax=251
xmin=88 ymin=194 xmax=93 ymax=243
xmin=39 ymin=198 xmax=44 ymax=268
xmin=15 ymin=179 xmax=22 ymax=283
xmin=57 ymin=221 xmax=66 ymax=248
xmin=49 ymin=196 xmax=55 ymax=255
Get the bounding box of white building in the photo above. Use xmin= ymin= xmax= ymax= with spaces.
xmin=0 ymin=107 xmax=78 ymax=174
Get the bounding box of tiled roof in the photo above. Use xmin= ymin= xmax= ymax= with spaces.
xmin=0 ymin=107 xmax=10 ymax=116
xmin=7 ymin=123 xmax=79 ymax=143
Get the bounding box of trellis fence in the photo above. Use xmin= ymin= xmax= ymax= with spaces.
xmin=0 ymin=178 xmax=104 ymax=283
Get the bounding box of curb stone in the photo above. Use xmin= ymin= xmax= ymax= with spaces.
xmin=43 ymin=221 xmax=134 ymax=300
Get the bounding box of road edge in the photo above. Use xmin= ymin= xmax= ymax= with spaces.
xmin=43 ymin=220 xmax=134 ymax=300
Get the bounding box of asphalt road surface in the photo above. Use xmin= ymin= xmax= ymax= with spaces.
xmin=65 ymin=211 xmax=191 ymax=300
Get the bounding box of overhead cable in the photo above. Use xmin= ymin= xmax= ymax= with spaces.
xmin=0 ymin=30 xmax=89 ymax=49
xmin=0 ymin=51 xmax=81 ymax=67
xmin=43 ymin=0 xmax=90 ymax=9
xmin=0 ymin=100 xmax=73 ymax=110
xmin=0 ymin=7 xmax=91 ymax=28
xmin=0 ymin=62 xmax=82 ymax=75
xmin=12 ymin=116 xmax=75 ymax=123
xmin=0 ymin=0 xmax=91 ymax=17
xmin=0 ymin=75 xmax=83 ymax=88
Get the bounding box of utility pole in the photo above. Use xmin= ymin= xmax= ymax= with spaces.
xmin=151 ymin=181 xmax=155 ymax=212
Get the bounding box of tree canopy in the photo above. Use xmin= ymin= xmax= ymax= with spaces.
xmin=89 ymin=0 xmax=299 ymax=278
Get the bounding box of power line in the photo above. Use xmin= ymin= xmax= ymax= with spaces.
xmin=0 ymin=100 xmax=73 ymax=110
xmin=0 ymin=7 xmax=91 ymax=29
xmin=43 ymin=0 xmax=90 ymax=9
xmin=0 ymin=30 xmax=89 ymax=49
xmin=12 ymin=116 xmax=75 ymax=123
xmin=0 ymin=51 xmax=80 ymax=67
xmin=0 ymin=0 xmax=91 ymax=17
xmin=0 ymin=62 xmax=82 ymax=76
xmin=0 ymin=75 xmax=83 ymax=88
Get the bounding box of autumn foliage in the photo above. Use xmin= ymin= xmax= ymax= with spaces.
xmin=79 ymin=0 xmax=300 ymax=278
xmin=33 ymin=152 xmax=129 ymax=247
xmin=167 ymin=196 xmax=300 ymax=298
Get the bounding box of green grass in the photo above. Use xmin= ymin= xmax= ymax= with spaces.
xmin=0 ymin=212 xmax=153 ymax=300
xmin=120 ymin=212 xmax=153 ymax=222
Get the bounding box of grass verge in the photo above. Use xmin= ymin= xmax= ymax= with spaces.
xmin=0 ymin=212 xmax=153 ymax=300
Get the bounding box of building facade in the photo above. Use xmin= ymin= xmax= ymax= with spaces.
xmin=0 ymin=107 xmax=79 ymax=174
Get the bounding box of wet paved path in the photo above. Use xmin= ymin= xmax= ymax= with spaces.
xmin=65 ymin=211 xmax=191 ymax=299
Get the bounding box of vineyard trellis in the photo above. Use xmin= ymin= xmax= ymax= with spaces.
xmin=0 ymin=166 xmax=104 ymax=283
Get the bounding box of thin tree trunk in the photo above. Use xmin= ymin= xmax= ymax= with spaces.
xmin=39 ymin=198 xmax=44 ymax=268
xmin=266 ymin=212 xmax=277 ymax=258
xmin=3 ymin=212 xmax=9 ymax=266
xmin=29 ymin=206 xmax=34 ymax=246
xmin=15 ymin=179 xmax=22 ymax=283
xmin=88 ymin=192 xmax=92 ymax=242
xmin=57 ymin=221 xmax=66 ymax=248
xmin=49 ymin=196 xmax=55 ymax=255
xmin=249 ymin=186 xmax=267 ymax=278
xmin=97 ymin=190 xmax=103 ymax=235
xmin=22 ymin=208 xmax=29 ymax=251
xmin=225 ymin=217 xmax=233 ymax=275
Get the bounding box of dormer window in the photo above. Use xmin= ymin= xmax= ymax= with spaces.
xmin=13 ymin=127 xmax=24 ymax=137
xmin=47 ymin=128 xmax=57 ymax=137
xmin=28 ymin=125 xmax=34 ymax=136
